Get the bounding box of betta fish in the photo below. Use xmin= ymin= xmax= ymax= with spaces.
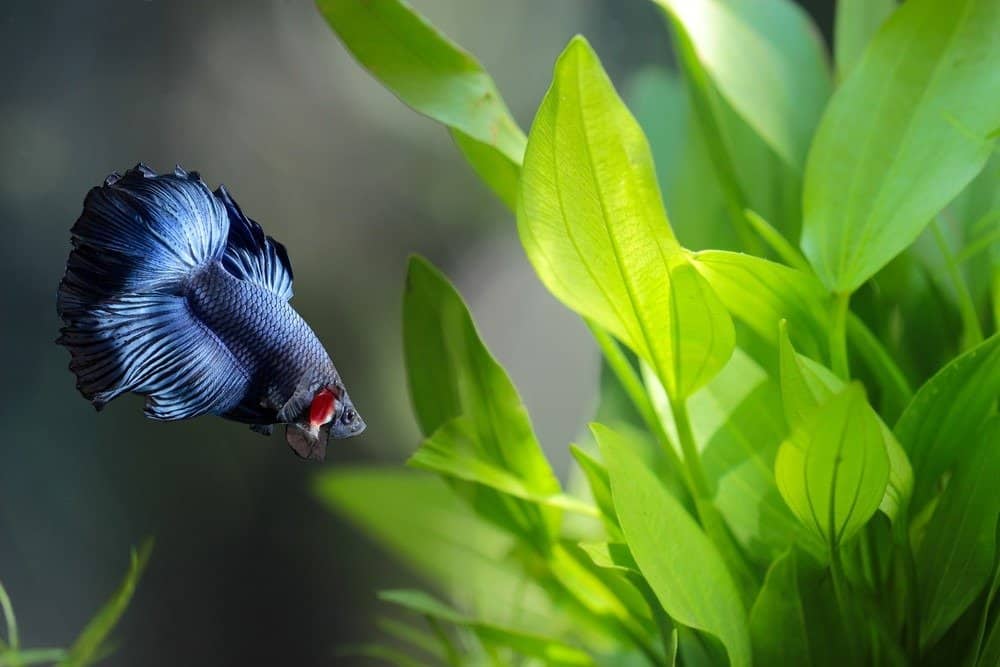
xmin=56 ymin=164 xmax=365 ymax=461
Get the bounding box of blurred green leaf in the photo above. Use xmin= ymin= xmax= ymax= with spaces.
xmin=918 ymin=417 xmax=1000 ymax=650
xmin=833 ymin=0 xmax=896 ymax=81
xmin=749 ymin=550 xmax=811 ymax=665
xmin=0 ymin=580 xmax=17 ymax=653
xmin=58 ymin=539 xmax=152 ymax=667
xmin=594 ymin=424 xmax=752 ymax=667
xmin=315 ymin=468 xmax=559 ymax=630
xmin=403 ymin=255 xmax=561 ymax=543
xmin=774 ymin=384 xmax=889 ymax=548
xmin=777 ymin=322 xmax=913 ymax=520
xmin=651 ymin=0 xmax=830 ymax=172
xmin=690 ymin=250 xmax=830 ymax=359
xmin=0 ymin=650 xmax=68 ymax=667
xmin=409 ymin=416 xmax=597 ymax=517
xmin=801 ymin=0 xmax=1000 ymax=293
xmin=518 ymin=37 xmax=733 ymax=398
xmin=315 ymin=0 xmax=525 ymax=207
xmin=380 ymin=590 xmax=595 ymax=666
xmin=895 ymin=333 xmax=1000 ymax=513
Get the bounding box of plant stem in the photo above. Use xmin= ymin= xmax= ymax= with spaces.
xmin=895 ymin=519 xmax=921 ymax=661
xmin=587 ymin=321 xmax=692 ymax=501
xmin=0 ymin=649 xmax=67 ymax=667
xmin=830 ymin=292 xmax=851 ymax=381
xmin=846 ymin=313 xmax=912 ymax=421
xmin=743 ymin=209 xmax=812 ymax=272
xmin=830 ymin=546 xmax=862 ymax=663
xmin=931 ymin=217 xmax=984 ymax=349
xmin=667 ymin=397 xmax=711 ymax=501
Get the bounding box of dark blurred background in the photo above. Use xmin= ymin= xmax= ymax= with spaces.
xmin=0 ymin=1 xmax=832 ymax=664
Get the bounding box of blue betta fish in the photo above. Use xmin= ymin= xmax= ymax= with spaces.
xmin=56 ymin=164 xmax=365 ymax=461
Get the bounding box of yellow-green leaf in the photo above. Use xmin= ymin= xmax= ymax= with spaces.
xmin=315 ymin=0 xmax=525 ymax=207
xmin=518 ymin=36 xmax=733 ymax=399
xmin=774 ymin=385 xmax=889 ymax=548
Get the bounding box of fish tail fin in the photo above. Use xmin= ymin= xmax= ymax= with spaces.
xmin=57 ymin=165 xmax=245 ymax=418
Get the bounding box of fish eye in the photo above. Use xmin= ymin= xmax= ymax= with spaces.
xmin=342 ymin=408 xmax=356 ymax=424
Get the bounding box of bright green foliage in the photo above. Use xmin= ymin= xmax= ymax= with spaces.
xmin=316 ymin=0 xmax=1000 ymax=664
xmin=651 ymin=0 xmax=830 ymax=172
xmin=314 ymin=0 xmax=525 ymax=207
xmin=802 ymin=0 xmax=1000 ymax=293
xmin=517 ymin=37 xmax=734 ymax=399
xmin=0 ymin=542 xmax=151 ymax=667
xmin=774 ymin=384 xmax=889 ymax=549
xmin=595 ymin=424 xmax=750 ymax=667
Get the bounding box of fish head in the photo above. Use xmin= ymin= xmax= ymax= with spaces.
xmin=282 ymin=382 xmax=365 ymax=461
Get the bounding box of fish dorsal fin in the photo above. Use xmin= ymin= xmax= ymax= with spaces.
xmin=215 ymin=184 xmax=294 ymax=301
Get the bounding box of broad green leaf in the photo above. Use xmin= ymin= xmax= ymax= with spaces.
xmin=644 ymin=348 xmax=817 ymax=562
xmin=314 ymin=468 xmax=553 ymax=628
xmin=778 ymin=323 xmax=913 ymax=521
xmin=409 ymin=417 xmax=598 ymax=518
xmin=895 ymin=333 xmax=1000 ymax=512
xmin=593 ymin=424 xmax=751 ymax=667
xmin=690 ymin=250 xmax=830 ymax=360
xmin=336 ymin=644 xmax=428 ymax=667
xmin=918 ymin=418 xmax=1000 ymax=650
xmin=651 ymin=0 xmax=831 ymax=171
xmin=749 ymin=550 xmax=810 ymax=665
xmin=315 ymin=0 xmax=525 ymax=207
xmin=518 ymin=36 xmax=734 ymax=399
xmin=59 ymin=540 xmax=152 ymax=667
xmin=833 ymin=0 xmax=896 ymax=81
xmin=801 ymin=0 xmax=1000 ymax=293
xmin=774 ymin=385 xmax=890 ymax=548
xmin=380 ymin=590 xmax=594 ymax=666
xmin=403 ymin=256 xmax=561 ymax=543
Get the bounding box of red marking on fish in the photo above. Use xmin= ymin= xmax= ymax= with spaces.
xmin=309 ymin=387 xmax=337 ymax=427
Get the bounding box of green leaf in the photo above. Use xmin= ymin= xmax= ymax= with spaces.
xmin=403 ymin=256 xmax=561 ymax=542
xmin=749 ymin=550 xmax=810 ymax=665
xmin=651 ymin=0 xmax=831 ymax=171
xmin=379 ymin=590 xmax=595 ymax=666
xmin=570 ymin=445 xmax=623 ymax=541
xmin=0 ymin=580 xmax=16 ymax=652
xmin=895 ymin=333 xmax=1000 ymax=513
xmin=644 ymin=348 xmax=818 ymax=562
xmin=409 ymin=417 xmax=598 ymax=517
xmin=593 ymin=424 xmax=751 ymax=667
xmin=833 ymin=0 xmax=896 ymax=81
xmin=774 ymin=384 xmax=890 ymax=548
xmin=315 ymin=0 xmax=525 ymax=207
xmin=801 ymin=0 xmax=1000 ymax=293
xmin=518 ymin=36 xmax=734 ymax=398
xmin=59 ymin=539 xmax=152 ymax=667
xmin=918 ymin=418 xmax=1000 ymax=650
xmin=314 ymin=468 xmax=553 ymax=628
xmin=0 ymin=650 xmax=69 ymax=667
xmin=690 ymin=250 xmax=831 ymax=360
xmin=778 ymin=322 xmax=913 ymax=521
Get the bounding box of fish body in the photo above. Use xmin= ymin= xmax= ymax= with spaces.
xmin=56 ymin=164 xmax=364 ymax=460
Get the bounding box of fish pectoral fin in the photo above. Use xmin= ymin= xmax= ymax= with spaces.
xmin=285 ymin=423 xmax=329 ymax=462
xmin=250 ymin=423 xmax=274 ymax=436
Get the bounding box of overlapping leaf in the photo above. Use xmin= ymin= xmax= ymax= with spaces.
xmin=802 ymin=0 xmax=1000 ymax=292
xmin=315 ymin=0 xmax=525 ymax=207
xmin=594 ymin=424 xmax=751 ymax=667
xmin=518 ymin=36 xmax=734 ymax=399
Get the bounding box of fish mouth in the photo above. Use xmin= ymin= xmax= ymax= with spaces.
xmin=330 ymin=415 xmax=366 ymax=439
